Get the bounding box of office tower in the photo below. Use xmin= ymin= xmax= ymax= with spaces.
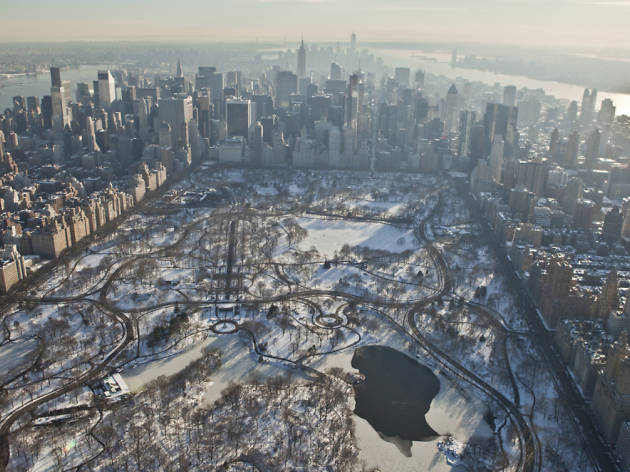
xmin=585 ymin=128 xmax=601 ymax=168
xmin=549 ymin=128 xmax=560 ymax=160
xmin=581 ymin=88 xmax=597 ymax=122
xmin=196 ymin=66 xmax=223 ymax=116
xmin=598 ymin=99 xmax=616 ymax=125
xmin=330 ymin=62 xmax=342 ymax=80
xmin=444 ymin=84 xmax=458 ymax=133
xmin=275 ymin=71 xmax=297 ymax=109
xmin=451 ymin=49 xmax=457 ymax=67
xmin=351 ymin=32 xmax=357 ymax=51
xmin=50 ymin=85 xmax=69 ymax=128
xmin=158 ymin=96 xmax=193 ymax=146
xmin=608 ymin=165 xmax=630 ymax=199
xmin=41 ymin=96 xmax=53 ymax=129
xmin=516 ymin=159 xmax=547 ymax=196
xmin=415 ymin=70 xmax=425 ymax=88
xmin=251 ymin=121 xmax=264 ymax=165
xmin=97 ymin=70 xmax=116 ymax=107
xmin=226 ymin=99 xmax=253 ymax=138
xmin=50 ymin=67 xmax=61 ymax=88
xmin=566 ymin=131 xmax=580 ymax=168
xmin=252 ymin=95 xmax=273 ymax=120
xmin=604 ymin=207 xmax=623 ymax=244
xmin=458 ymin=110 xmax=475 ymax=158
xmin=345 ymin=74 xmax=360 ymax=129
xmin=563 ymin=177 xmax=584 ymax=215
xmin=197 ymin=94 xmax=211 ymax=138
xmin=489 ymin=135 xmax=504 ymax=183
xmin=76 ymin=82 xmax=91 ymax=103
xmin=503 ymin=85 xmax=517 ymax=107
xmin=328 ymin=125 xmax=341 ymax=168
xmin=297 ymin=39 xmax=306 ymax=79
xmin=394 ymin=67 xmax=410 ymax=88
xmin=85 ymin=116 xmax=100 ymax=153
xmin=226 ymin=71 xmax=241 ymax=89
xmin=176 ymin=59 xmax=183 ymax=78
xmin=565 ymin=100 xmax=578 ymax=125
xmin=515 ymin=96 xmax=539 ymax=124
xmin=159 ymin=122 xmax=172 ymax=147
xmin=590 ymin=89 xmax=598 ymax=114
xmin=483 ymin=103 xmax=518 ymax=158
xmin=622 ymin=198 xmax=630 ymax=239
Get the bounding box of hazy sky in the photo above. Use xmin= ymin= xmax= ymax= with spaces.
xmin=2 ymin=0 xmax=630 ymax=49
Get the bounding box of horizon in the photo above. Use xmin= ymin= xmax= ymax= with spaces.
xmin=3 ymin=0 xmax=630 ymax=51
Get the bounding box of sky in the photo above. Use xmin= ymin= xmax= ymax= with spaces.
xmin=2 ymin=0 xmax=630 ymax=50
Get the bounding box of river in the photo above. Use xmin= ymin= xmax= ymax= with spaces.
xmin=373 ymin=47 xmax=630 ymax=115
xmin=0 ymin=65 xmax=110 ymax=111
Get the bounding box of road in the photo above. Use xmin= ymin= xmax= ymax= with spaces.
xmin=467 ymin=189 xmax=617 ymax=472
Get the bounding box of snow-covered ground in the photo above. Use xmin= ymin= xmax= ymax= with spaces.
xmin=297 ymin=216 xmax=418 ymax=257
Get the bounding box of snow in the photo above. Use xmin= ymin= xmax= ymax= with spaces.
xmin=297 ymin=216 xmax=418 ymax=257
xmin=0 ymin=338 xmax=38 ymax=382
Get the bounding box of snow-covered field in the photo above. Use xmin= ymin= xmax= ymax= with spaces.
xmin=297 ymin=216 xmax=418 ymax=257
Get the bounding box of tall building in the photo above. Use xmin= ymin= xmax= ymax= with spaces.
xmin=566 ymin=131 xmax=580 ymax=168
xmin=345 ymin=74 xmax=361 ymax=129
xmin=226 ymin=99 xmax=253 ymax=138
xmin=274 ymin=71 xmax=297 ymax=109
xmin=457 ymin=110 xmax=475 ymax=158
xmin=50 ymin=67 xmax=62 ymax=88
xmin=197 ymin=93 xmax=211 ymax=139
xmin=350 ymin=32 xmax=357 ymax=51
xmin=444 ymin=84 xmax=458 ymax=133
xmin=565 ymin=100 xmax=578 ymax=125
xmin=394 ymin=68 xmax=410 ymax=88
xmin=297 ymin=39 xmax=306 ymax=79
xmin=97 ymin=70 xmax=116 ymax=107
xmin=86 ymin=117 xmax=100 ymax=153
xmin=176 ymin=59 xmax=183 ymax=78
xmin=415 ymin=70 xmax=425 ymax=88
xmin=503 ymin=85 xmax=517 ymax=107
xmin=598 ymin=99 xmax=616 ymax=125
xmin=483 ymin=103 xmax=518 ymax=158
xmin=330 ymin=62 xmax=342 ymax=80
xmin=489 ymin=135 xmax=504 ymax=184
xmin=585 ymin=128 xmax=601 ymax=168
xmin=158 ymin=96 xmax=193 ymax=147
xmin=603 ymin=207 xmax=623 ymax=244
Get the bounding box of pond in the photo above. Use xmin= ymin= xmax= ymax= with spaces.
xmin=352 ymin=345 xmax=440 ymax=441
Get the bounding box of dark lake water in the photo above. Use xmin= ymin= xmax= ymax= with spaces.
xmin=352 ymin=345 xmax=440 ymax=442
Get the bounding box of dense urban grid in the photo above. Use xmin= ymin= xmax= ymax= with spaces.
xmin=0 ymin=35 xmax=629 ymax=472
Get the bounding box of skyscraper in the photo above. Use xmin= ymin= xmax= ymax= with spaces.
xmin=394 ymin=68 xmax=410 ymax=88
xmin=566 ymin=131 xmax=580 ymax=168
xmin=503 ymin=85 xmax=517 ymax=107
xmin=444 ymin=84 xmax=459 ymax=133
xmin=350 ymin=32 xmax=357 ymax=51
xmin=483 ymin=103 xmax=518 ymax=158
xmin=274 ymin=71 xmax=297 ymax=109
xmin=50 ymin=67 xmax=61 ymax=88
xmin=226 ymin=99 xmax=253 ymax=138
xmin=330 ymin=62 xmax=342 ymax=80
xmin=158 ymin=96 xmax=193 ymax=147
xmin=598 ymin=99 xmax=616 ymax=125
xmin=97 ymin=70 xmax=116 ymax=107
xmin=297 ymin=39 xmax=306 ymax=79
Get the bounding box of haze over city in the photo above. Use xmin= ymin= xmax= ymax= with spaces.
xmin=2 ymin=0 xmax=630 ymax=48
